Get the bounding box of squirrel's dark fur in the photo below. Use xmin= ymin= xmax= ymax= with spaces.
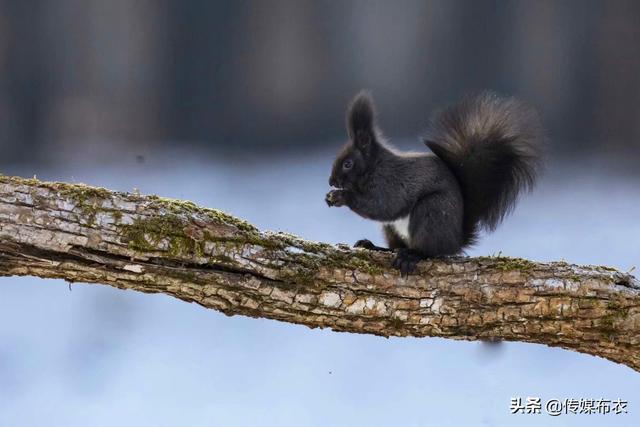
xmin=326 ymin=91 xmax=543 ymax=276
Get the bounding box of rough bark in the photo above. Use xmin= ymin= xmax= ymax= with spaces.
xmin=0 ymin=175 xmax=638 ymax=372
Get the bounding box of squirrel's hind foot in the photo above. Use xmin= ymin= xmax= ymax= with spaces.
xmin=354 ymin=239 xmax=390 ymax=252
xmin=392 ymin=249 xmax=423 ymax=278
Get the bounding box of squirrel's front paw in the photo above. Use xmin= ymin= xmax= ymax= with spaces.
xmin=325 ymin=189 xmax=347 ymax=207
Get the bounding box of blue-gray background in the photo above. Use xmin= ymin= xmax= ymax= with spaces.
xmin=0 ymin=1 xmax=639 ymax=426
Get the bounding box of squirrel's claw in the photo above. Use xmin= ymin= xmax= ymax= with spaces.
xmin=392 ymin=249 xmax=422 ymax=278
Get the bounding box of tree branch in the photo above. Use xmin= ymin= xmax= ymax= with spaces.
xmin=0 ymin=175 xmax=638 ymax=372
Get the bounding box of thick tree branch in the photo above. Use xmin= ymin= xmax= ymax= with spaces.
xmin=0 ymin=175 xmax=638 ymax=372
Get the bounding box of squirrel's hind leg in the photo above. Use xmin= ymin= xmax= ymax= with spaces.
xmin=409 ymin=193 xmax=464 ymax=257
xmin=392 ymin=193 xmax=464 ymax=277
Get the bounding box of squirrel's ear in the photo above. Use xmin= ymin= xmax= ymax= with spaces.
xmin=347 ymin=91 xmax=376 ymax=150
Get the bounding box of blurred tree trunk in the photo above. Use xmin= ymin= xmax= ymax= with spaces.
xmin=0 ymin=175 xmax=638 ymax=372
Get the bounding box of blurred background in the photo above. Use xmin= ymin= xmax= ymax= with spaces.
xmin=0 ymin=1 xmax=639 ymax=426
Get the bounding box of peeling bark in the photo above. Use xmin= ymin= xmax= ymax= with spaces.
xmin=0 ymin=175 xmax=639 ymax=372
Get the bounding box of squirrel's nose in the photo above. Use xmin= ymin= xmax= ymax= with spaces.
xmin=329 ymin=176 xmax=337 ymax=187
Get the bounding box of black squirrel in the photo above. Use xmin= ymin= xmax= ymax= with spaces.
xmin=326 ymin=91 xmax=543 ymax=276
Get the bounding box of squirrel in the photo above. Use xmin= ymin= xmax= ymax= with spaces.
xmin=325 ymin=91 xmax=543 ymax=276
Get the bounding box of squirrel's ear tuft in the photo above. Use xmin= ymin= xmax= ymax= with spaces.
xmin=346 ymin=91 xmax=376 ymax=149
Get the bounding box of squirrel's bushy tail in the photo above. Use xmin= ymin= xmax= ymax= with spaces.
xmin=424 ymin=92 xmax=543 ymax=246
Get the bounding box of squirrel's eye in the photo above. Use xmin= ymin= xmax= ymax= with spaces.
xmin=343 ymin=159 xmax=354 ymax=170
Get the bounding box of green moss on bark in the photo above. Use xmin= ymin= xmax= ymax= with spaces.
xmin=477 ymin=255 xmax=537 ymax=272
xmin=120 ymin=214 xmax=205 ymax=257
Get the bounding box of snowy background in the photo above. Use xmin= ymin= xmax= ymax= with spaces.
xmin=1 ymin=145 xmax=639 ymax=426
